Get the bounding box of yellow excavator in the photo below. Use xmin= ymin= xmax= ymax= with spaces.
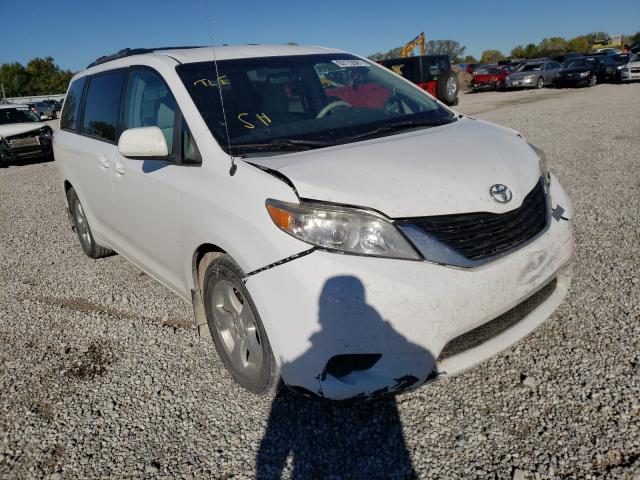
xmin=400 ymin=32 xmax=426 ymax=57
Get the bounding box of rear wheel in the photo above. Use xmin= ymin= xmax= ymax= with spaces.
xmin=203 ymin=255 xmax=278 ymax=395
xmin=67 ymin=188 xmax=113 ymax=258
xmin=436 ymin=71 xmax=458 ymax=105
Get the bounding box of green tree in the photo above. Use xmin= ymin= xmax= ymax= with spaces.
xmin=368 ymin=47 xmax=403 ymax=61
xmin=0 ymin=57 xmax=73 ymax=97
xmin=537 ymin=37 xmax=569 ymax=57
xmin=510 ymin=45 xmax=527 ymax=58
xmin=524 ymin=43 xmax=539 ymax=58
xmin=480 ymin=50 xmax=505 ymax=64
xmin=463 ymin=55 xmax=478 ymax=64
xmin=0 ymin=62 xmax=32 ymax=97
xmin=625 ymin=31 xmax=640 ymax=45
xmin=425 ymin=39 xmax=466 ymax=63
xmin=567 ymin=35 xmax=590 ymax=53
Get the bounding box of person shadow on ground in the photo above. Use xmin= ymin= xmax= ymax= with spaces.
xmin=255 ymin=276 xmax=436 ymax=479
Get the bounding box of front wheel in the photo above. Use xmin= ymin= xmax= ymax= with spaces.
xmin=203 ymin=255 xmax=278 ymax=395
xmin=536 ymin=77 xmax=544 ymax=89
xmin=67 ymin=188 xmax=113 ymax=258
xmin=588 ymin=75 xmax=597 ymax=87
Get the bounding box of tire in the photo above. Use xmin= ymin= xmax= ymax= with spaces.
xmin=66 ymin=188 xmax=113 ymax=258
xmin=203 ymin=255 xmax=278 ymax=395
xmin=496 ymin=80 xmax=505 ymax=91
xmin=588 ymin=75 xmax=597 ymax=87
xmin=436 ymin=71 xmax=459 ymax=106
xmin=536 ymin=77 xmax=544 ymax=89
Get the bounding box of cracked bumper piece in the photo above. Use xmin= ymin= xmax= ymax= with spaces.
xmin=246 ymin=177 xmax=573 ymax=400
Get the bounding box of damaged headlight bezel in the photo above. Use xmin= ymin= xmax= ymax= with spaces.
xmin=529 ymin=143 xmax=550 ymax=186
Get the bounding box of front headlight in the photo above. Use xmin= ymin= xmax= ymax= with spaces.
xmin=524 ymin=75 xmax=535 ymax=80
xmin=579 ymin=71 xmax=590 ymax=77
xmin=266 ymin=200 xmax=420 ymax=260
xmin=39 ymin=127 xmax=53 ymax=137
xmin=529 ymin=143 xmax=550 ymax=185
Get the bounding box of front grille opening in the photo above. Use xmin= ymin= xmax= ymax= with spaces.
xmin=400 ymin=179 xmax=548 ymax=262
xmin=324 ymin=354 xmax=382 ymax=379
xmin=439 ymin=278 xmax=557 ymax=361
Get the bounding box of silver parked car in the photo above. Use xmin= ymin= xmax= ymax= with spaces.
xmin=504 ymin=60 xmax=562 ymax=89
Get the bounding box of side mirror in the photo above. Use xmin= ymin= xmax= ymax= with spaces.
xmin=118 ymin=126 xmax=168 ymax=159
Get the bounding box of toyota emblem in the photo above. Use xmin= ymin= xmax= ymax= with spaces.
xmin=489 ymin=184 xmax=513 ymax=203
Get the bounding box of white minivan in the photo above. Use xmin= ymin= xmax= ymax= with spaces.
xmin=55 ymin=45 xmax=573 ymax=400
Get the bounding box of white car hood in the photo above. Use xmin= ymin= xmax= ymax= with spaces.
xmin=249 ymin=117 xmax=542 ymax=218
xmin=0 ymin=123 xmax=43 ymax=140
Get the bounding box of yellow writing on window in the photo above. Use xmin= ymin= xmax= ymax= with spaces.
xmin=238 ymin=112 xmax=273 ymax=129
xmin=193 ymin=76 xmax=230 ymax=87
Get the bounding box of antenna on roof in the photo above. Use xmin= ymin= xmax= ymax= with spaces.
xmin=202 ymin=0 xmax=236 ymax=176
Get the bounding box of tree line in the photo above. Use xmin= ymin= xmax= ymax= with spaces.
xmin=0 ymin=57 xmax=74 ymax=98
xmin=368 ymin=31 xmax=640 ymax=65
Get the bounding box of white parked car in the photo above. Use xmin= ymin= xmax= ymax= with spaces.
xmin=0 ymin=104 xmax=54 ymax=165
xmin=55 ymin=45 xmax=573 ymax=400
xmin=621 ymin=53 xmax=640 ymax=82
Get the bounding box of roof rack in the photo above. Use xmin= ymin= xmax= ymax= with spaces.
xmin=87 ymin=46 xmax=204 ymax=68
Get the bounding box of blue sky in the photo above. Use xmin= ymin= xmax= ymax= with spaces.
xmin=1 ymin=0 xmax=638 ymax=71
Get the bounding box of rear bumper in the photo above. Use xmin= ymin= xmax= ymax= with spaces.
xmin=246 ymin=176 xmax=574 ymax=399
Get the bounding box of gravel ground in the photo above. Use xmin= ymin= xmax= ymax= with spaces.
xmin=1 ymin=83 xmax=639 ymax=479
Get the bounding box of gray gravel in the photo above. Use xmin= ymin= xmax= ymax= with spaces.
xmin=1 ymin=83 xmax=639 ymax=479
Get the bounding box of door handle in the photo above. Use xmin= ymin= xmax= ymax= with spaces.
xmin=113 ymin=163 xmax=126 ymax=175
xmin=98 ymin=156 xmax=111 ymax=169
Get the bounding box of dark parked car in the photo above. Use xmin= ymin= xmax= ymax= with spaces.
xmin=379 ymin=55 xmax=459 ymax=105
xmin=470 ymin=65 xmax=513 ymax=91
xmin=551 ymin=53 xmax=583 ymax=66
xmin=42 ymin=99 xmax=62 ymax=111
xmin=554 ymin=55 xmax=619 ymax=87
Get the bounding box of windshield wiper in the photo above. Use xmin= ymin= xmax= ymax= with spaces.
xmin=230 ymin=138 xmax=333 ymax=154
xmin=335 ymin=119 xmax=451 ymax=144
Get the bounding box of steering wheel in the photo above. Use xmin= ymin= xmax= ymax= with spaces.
xmin=316 ymin=100 xmax=352 ymax=118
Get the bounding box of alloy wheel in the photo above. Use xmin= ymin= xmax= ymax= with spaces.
xmin=211 ymin=279 xmax=263 ymax=376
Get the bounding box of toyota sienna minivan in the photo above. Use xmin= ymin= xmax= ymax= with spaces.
xmin=55 ymin=45 xmax=573 ymax=400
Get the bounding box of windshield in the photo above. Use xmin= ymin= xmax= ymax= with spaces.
xmin=475 ymin=67 xmax=502 ymax=74
xmin=177 ymin=53 xmax=455 ymax=155
xmin=518 ymin=64 xmax=543 ymax=72
xmin=0 ymin=107 xmax=39 ymax=124
xmin=631 ymin=53 xmax=640 ymax=63
xmin=565 ymin=59 xmax=594 ymax=68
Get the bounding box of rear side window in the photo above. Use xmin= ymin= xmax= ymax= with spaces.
xmin=124 ymin=69 xmax=177 ymax=154
xmin=381 ymin=58 xmax=420 ymax=83
xmin=60 ymin=77 xmax=86 ymax=131
xmin=81 ymin=70 xmax=126 ymax=142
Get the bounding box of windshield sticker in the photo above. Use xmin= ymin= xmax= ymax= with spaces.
xmin=332 ymin=59 xmax=369 ymax=68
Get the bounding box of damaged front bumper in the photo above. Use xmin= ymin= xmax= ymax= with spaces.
xmin=246 ymin=175 xmax=574 ymax=400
